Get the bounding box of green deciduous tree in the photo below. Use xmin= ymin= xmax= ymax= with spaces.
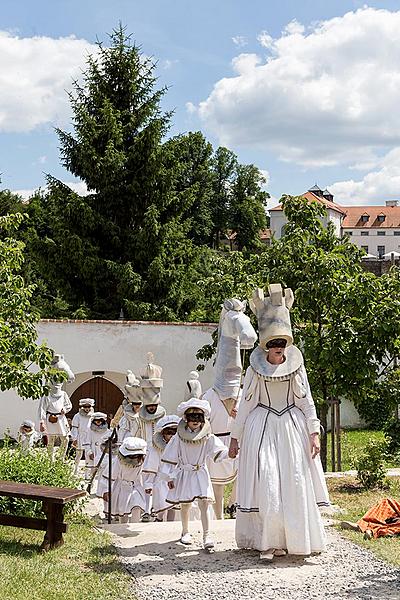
xmin=0 ymin=213 xmax=57 ymax=398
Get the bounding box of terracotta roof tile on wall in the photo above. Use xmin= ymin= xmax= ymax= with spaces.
xmin=342 ymin=206 xmax=400 ymax=228
xmin=269 ymin=191 xmax=346 ymax=215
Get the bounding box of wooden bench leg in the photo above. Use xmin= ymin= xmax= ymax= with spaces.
xmin=40 ymin=502 xmax=65 ymax=551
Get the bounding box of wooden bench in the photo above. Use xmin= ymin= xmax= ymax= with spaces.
xmin=0 ymin=480 xmax=86 ymax=551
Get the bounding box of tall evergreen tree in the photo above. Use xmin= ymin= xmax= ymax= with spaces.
xmin=25 ymin=26 xmax=209 ymax=320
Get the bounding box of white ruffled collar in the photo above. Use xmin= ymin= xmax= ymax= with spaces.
xmin=139 ymin=405 xmax=166 ymax=423
xmin=249 ymin=345 xmax=303 ymax=381
xmin=177 ymin=420 xmax=211 ymax=444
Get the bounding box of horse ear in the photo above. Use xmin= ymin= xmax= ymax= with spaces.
xmin=284 ymin=288 xmax=294 ymax=309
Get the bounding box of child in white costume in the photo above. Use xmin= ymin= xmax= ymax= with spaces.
xmin=138 ymin=354 xmax=166 ymax=519
xmin=100 ymin=436 xmax=147 ymax=523
xmin=142 ymin=414 xmax=179 ymax=521
xmin=83 ymin=412 xmax=110 ymax=480
xmin=18 ymin=420 xmax=41 ymax=453
xmin=38 ymin=382 xmax=72 ymax=459
xmin=160 ymin=398 xmax=230 ymax=550
xmin=71 ymin=398 xmax=95 ymax=475
xmin=117 ymin=371 xmax=143 ymax=442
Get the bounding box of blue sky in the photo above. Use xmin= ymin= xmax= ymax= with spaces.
xmin=2 ymin=0 xmax=400 ymax=205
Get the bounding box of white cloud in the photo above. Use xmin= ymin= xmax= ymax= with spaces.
xmin=260 ymin=169 xmax=270 ymax=188
xmin=185 ymin=101 xmax=197 ymax=115
xmin=163 ymin=58 xmax=179 ymax=70
xmin=232 ymin=35 xmax=247 ymax=48
xmin=199 ymin=8 xmax=400 ymax=167
xmin=257 ymin=30 xmax=274 ymax=49
xmin=330 ymin=148 xmax=400 ymax=205
xmin=0 ymin=31 xmax=96 ymax=132
xmin=14 ymin=180 xmax=90 ymax=200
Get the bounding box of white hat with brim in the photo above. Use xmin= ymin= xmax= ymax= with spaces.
xmin=79 ymin=398 xmax=95 ymax=407
xmin=21 ymin=419 xmax=35 ymax=429
xmin=155 ymin=414 xmax=180 ymax=433
xmin=177 ymin=398 xmax=211 ymax=419
xmin=91 ymin=412 xmax=107 ymax=421
xmin=119 ymin=436 xmax=147 ymax=457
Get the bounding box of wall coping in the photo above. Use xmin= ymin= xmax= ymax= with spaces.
xmin=39 ymin=319 xmax=218 ymax=327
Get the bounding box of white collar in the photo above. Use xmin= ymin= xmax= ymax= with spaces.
xmin=249 ymin=345 xmax=303 ymax=381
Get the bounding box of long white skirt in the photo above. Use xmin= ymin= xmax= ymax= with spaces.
xmin=107 ymin=479 xmax=146 ymax=517
xmin=208 ymin=434 xmax=237 ymax=485
xmin=236 ymin=405 xmax=329 ymax=555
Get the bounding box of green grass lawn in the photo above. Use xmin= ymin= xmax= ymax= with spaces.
xmin=0 ymin=518 xmax=134 ymax=600
xmin=328 ymin=476 xmax=400 ymax=567
xmin=326 ymin=429 xmax=399 ymax=471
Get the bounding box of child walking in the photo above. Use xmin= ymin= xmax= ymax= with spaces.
xmin=160 ymin=398 xmax=230 ymax=550
xmin=70 ymin=398 xmax=95 ymax=475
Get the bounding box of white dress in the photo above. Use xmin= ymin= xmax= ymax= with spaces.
xmin=160 ymin=423 xmax=229 ymax=505
xmin=18 ymin=430 xmax=41 ymax=452
xmin=70 ymin=411 xmax=92 ymax=449
xmin=142 ymin=435 xmax=175 ymax=514
xmin=38 ymin=391 xmax=72 ymax=436
xmin=232 ymin=346 xmax=330 ymax=555
xmin=83 ymin=426 xmax=110 ymax=471
xmin=202 ymin=387 xmax=238 ymax=485
xmin=117 ymin=411 xmax=142 ymax=443
xmin=99 ymin=455 xmax=146 ymax=517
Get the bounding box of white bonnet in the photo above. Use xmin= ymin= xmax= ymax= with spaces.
xmin=177 ymin=398 xmax=211 ymax=419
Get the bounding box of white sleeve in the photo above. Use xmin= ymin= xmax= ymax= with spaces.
xmin=206 ymin=435 xmax=229 ymax=463
xmin=63 ymin=391 xmax=72 ymax=414
xmin=293 ymin=365 xmax=320 ymax=435
xmin=230 ymin=367 xmax=260 ymax=441
xmin=159 ymin=435 xmax=179 ymax=481
xmin=38 ymin=396 xmax=47 ymax=422
xmin=70 ymin=413 xmax=79 ymax=441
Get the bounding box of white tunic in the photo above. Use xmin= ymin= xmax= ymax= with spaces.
xmin=70 ymin=411 xmax=92 ymax=448
xmin=202 ymin=387 xmax=238 ymax=485
xmin=38 ymin=391 xmax=72 ymax=436
xmin=117 ymin=412 xmax=142 ymax=442
xmin=18 ymin=430 xmax=41 ymax=452
xmin=99 ymin=456 xmax=146 ymax=517
xmin=83 ymin=426 xmax=110 ymax=470
xmin=142 ymin=442 xmax=174 ymax=514
xmin=160 ymin=428 xmax=229 ymax=505
xmin=232 ymin=362 xmax=329 ymax=555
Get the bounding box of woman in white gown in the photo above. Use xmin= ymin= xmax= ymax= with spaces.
xmin=229 ymin=285 xmax=330 ymax=561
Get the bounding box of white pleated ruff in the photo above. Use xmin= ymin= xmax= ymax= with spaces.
xmin=236 ymin=404 xmax=329 ymax=555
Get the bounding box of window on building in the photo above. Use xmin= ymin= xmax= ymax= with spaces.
xmin=394 ymin=231 xmax=400 ymax=236
xmin=346 ymin=231 xmax=352 ymax=236
xmin=361 ymin=214 xmax=369 ymax=222
xmin=360 ymin=231 xmax=369 ymax=236
xmin=377 ymin=231 xmax=386 ymax=236
xmin=377 ymin=214 xmax=386 ymax=223
xmin=377 ymin=245 xmax=385 ymax=259
xmin=361 ymin=245 xmax=369 ymax=253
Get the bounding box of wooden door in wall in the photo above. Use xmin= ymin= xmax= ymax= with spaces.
xmin=70 ymin=377 xmax=124 ymax=422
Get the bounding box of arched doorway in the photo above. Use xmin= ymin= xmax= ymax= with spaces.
xmin=70 ymin=377 xmax=124 ymax=422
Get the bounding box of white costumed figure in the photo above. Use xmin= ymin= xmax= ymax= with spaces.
xmin=142 ymin=414 xmax=179 ymax=521
xmin=83 ymin=412 xmax=111 ymax=480
xmin=202 ymin=299 xmax=257 ymax=519
xmin=160 ymin=397 xmax=230 ymax=550
xmin=117 ymin=371 xmax=142 ymax=442
xmin=18 ymin=420 xmax=41 ymax=453
xmin=230 ymin=285 xmax=330 ymax=561
xmin=38 ymin=354 xmax=75 ymax=460
xmin=138 ymin=353 xmax=166 ymax=520
xmin=71 ymin=398 xmax=95 ymax=475
xmin=100 ymin=436 xmax=147 ymax=523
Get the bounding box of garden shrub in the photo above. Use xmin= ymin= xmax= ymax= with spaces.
xmin=384 ymin=414 xmax=400 ymax=456
xmin=355 ymin=440 xmax=387 ymax=490
xmin=0 ymin=443 xmax=84 ymax=517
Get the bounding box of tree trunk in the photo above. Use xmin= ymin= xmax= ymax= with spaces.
xmin=319 ymin=402 xmax=328 ymax=471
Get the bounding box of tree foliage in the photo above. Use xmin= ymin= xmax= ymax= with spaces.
xmin=0 ymin=213 xmax=57 ymax=398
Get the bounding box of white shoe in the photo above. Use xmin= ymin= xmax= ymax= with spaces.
xmin=203 ymin=535 xmax=214 ymax=550
xmin=180 ymin=533 xmax=192 ymax=545
xmin=260 ymin=549 xmax=274 ymax=561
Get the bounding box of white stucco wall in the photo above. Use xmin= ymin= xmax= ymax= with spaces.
xmin=0 ymin=320 xmax=217 ymax=439
xmin=345 ymin=228 xmax=400 ymax=256
xmin=270 ymin=208 xmax=343 ymax=239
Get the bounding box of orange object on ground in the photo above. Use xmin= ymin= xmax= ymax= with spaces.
xmin=357 ymin=497 xmax=400 ymax=539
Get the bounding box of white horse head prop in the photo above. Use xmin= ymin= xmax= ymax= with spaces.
xmin=213 ymin=298 xmax=257 ymax=401
xmin=51 ymin=354 xmax=75 ymax=383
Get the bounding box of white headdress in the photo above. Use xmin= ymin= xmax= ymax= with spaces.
xmin=140 ymin=353 xmax=163 ymax=406
xmin=125 ymin=370 xmax=142 ymax=404
xmin=79 ymin=398 xmax=95 ymax=407
xmin=119 ymin=436 xmax=147 ymax=457
xmin=21 ymin=419 xmax=35 ymax=429
xmin=249 ymin=284 xmax=294 ymax=349
xmin=184 ymin=371 xmax=202 ymax=401
xmin=155 ymin=414 xmax=180 ymax=433
xmin=177 ymin=398 xmax=211 ymax=419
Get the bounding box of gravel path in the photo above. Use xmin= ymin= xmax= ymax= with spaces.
xmin=101 ymin=519 xmax=400 ymax=600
